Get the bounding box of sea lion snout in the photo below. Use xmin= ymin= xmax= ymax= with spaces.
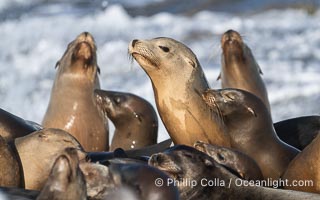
xmin=76 ymin=32 xmax=95 ymax=45
xmin=74 ymin=42 xmax=93 ymax=61
xmin=221 ymin=29 xmax=242 ymax=45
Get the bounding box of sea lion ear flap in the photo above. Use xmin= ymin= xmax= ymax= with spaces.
xmin=217 ymin=73 xmax=221 ymax=80
xmin=55 ymin=61 xmax=60 ymax=69
xmin=184 ymin=57 xmax=196 ymax=69
xmin=97 ymin=65 xmax=101 ymax=74
xmin=246 ymin=106 xmax=257 ymax=117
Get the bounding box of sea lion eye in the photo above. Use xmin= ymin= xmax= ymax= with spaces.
xmin=159 ymin=46 xmax=170 ymax=52
xmin=114 ymin=97 xmax=121 ymax=105
xmin=217 ymin=153 xmax=225 ymax=161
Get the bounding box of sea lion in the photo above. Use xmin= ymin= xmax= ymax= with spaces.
xmin=194 ymin=141 xmax=263 ymax=181
xmin=0 ymin=136 xmax=21 ymax=187
xmin=218 ymin=29 xmax=271 ymax=112
xmin=274 ymin=115 xmax=320 ymax=150
xmin=95 ymin=89 xmax=158 ymax=150
xmin=42 ymin=32 xmax=109 ymax=152
xmin=202 ymin=89 xmax=299 ymax=179
xmin=14 ymin=128 xmax=86 ymax=190
xmin=109 ymin=163 xmax=180 ymax=200
xmin=149 ymin=145 xmax=320 ymax=200
xmin=79 ymin=161 xmax=115 ymax=199
xmin=37 ymin=148 xmax=87 ymax=200
xmin=283 ymin=133 xmax=320 ymax=193
xmin=129 ymin=37 xmax=230 ymax=147
xmin=0 ymin=108 xmax=40 ymax=142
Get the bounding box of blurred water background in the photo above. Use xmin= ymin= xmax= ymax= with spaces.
xmin=0 ymin=0 xmax=319 ymax=142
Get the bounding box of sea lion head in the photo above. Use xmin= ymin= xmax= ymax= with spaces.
xmin=94 ymin=89 xmax=158 ymax=129
xmin=194 ymin=141 xmax=264 ymax=180
xmin=55 ymin=32 xmax=100 ymax=81
xmin=79 ymin=162 xmax=116 ymax=199
xmin=14 ymin=128 xmax=86 ymax=190
xmin=202 ymin=89 xmax=260 ymax=121
xmin=128 ymin=37 xmax=200 ymax=79
xmin=149 ymin=145 xmax=235 ymax=199
xmin=194 ymin=141 xmax=236 ymax=167
xmin=149 ymin=145 xmax=216 ymax=181
xmin=37 ymin=148 xmax=87 ymax=200
xmin=221 ymin=29 xmax=245 ymax=63
xmin=221 ymin=29 xmax=262 ymax=74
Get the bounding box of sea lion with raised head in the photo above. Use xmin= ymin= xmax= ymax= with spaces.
xmin=202 ymin=89 xmax=299 ymax=179
xmin=149 ymin=145 xmax=320 ymax=200
xmin=129 ymin=37 xmax=230 ymax=147
xmin=37 ymin=148 xmax=87 ymax=200
xmin=42 ymin=32 xmax=109 ymax=152
xmin=0 ymin=108 xmax=40 ymax=142
xmin=0 ymin=136 xmax=21 ymax=187
xmin=274 ymin=115 xmax=320 ymax=150
xmin=194 ymin=141 xmax=263 ymax=181
xmin=283 ymin=133 xmax=320 ymax=193
xmin=95 ymin=89 xmax=158 ymax=150
xmin=218 ymin=29 xmax=271 ymax=112
xmin=14 ymin=128 xmax=86 ymax=190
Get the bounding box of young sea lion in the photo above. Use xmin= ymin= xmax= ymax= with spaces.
xmin=194 ymin=141 xmax=263 ymax=181
xmin=218 ymin=29 xmax=271 ymax=112
xmin=274 ymin=115 xmax=320 ymax=150
xmin=14 ymin=128 xmax=86 ymax=190
xmin=202 ymin=89 xmax=299 ymax=179
xmin=36 ymin=148 xmax=87 ymax=200
xmin=42 ymin=32 xmax=109 ymax=152
xmin=149 ymin=145 xmax=320 ymax=200
xmin=95 ymin=89 xmax=158 ymax=150
xmin=0 ymin=136 xmax=21 ymax=187
xmin=129 ymin=37 xmax=230 ymax=147
xmin=283 ymin=133 xmax=320 ymax=193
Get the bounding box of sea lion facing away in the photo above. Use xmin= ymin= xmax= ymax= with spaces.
xmin=202 ymin=89 xmax=299 ymax=180
xmin=42 ymin=32 xmax=109 ymax=152
xmin=95 ymin=89 xmax=158 ymax=150
xmin=36 ymin=148 xmax=87 ymax=200
xmin=14 ymin=128 xmax=86 ymax=190
xmin=219 ymin=29 xmax=271 ymax=112
xmin=129 ymin=37 xmax=230 ymax=147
